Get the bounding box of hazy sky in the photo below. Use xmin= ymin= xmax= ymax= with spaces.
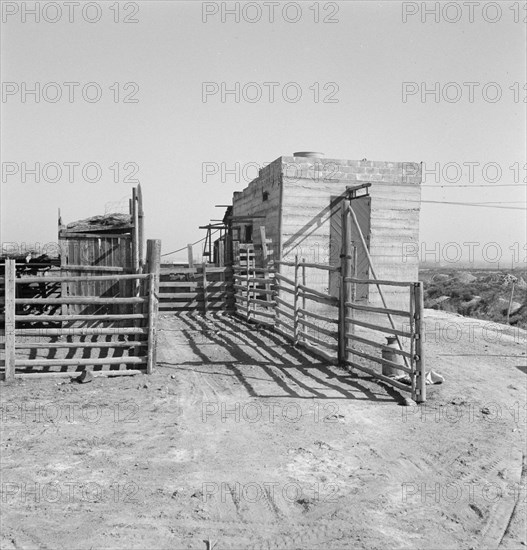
xmin=1 ymin=1 xmax=525 ymax=266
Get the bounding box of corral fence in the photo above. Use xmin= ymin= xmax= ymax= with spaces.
xmin=0 ymin=240 xmax=161 ymax=382
xmin=233 ymin=200 xmax=426 ymax=403
xmin=159 ymin=264 xmax=233 ymax=312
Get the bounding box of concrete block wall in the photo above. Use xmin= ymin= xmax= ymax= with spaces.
xmin=231 ymin=155 xmax=422 ymax=314
xmin=279 ymin=156 xmax=422 ymax=312
xmin=231 ymin=157 xmax=282 ymax=265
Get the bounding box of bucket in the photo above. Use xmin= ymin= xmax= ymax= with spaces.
xmin=381 ymin=336 xmax=404 ymax=377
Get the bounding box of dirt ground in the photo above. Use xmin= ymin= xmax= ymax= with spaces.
xmin=1 ymin=310 xmax=525 ymax=550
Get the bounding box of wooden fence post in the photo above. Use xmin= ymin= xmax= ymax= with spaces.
xmin=339 ymin=200 xmax=352 ymax=366
xmin=5 ymin=259 xmax=16 ymax=382
xmin=506 ymin=280 xmax=516 ymax=324
xmin=132 ymin=187 xmax=139 ymax=274
xmin=137 ymin=183 xmax=144 ymax=269
xmin=245 ymin=263 xmax=250 ymax=320
xmin=202 ymin=262 xmax=208 ymax=315
xmin=146 ymin=240 xmax=161 ymax=375
xmin=293 ymin=255 xmax=299 ymax=344
xmin=413 ymin=282 xmax=426 ymax=402
xmin=301 ymin=259 xmax=306 ymax=341
xmin=187 ymin=244 xmax=194 ymax=269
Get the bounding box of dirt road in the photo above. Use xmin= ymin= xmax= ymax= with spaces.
xmin=1 ymin=310 xmax=525 ymax=549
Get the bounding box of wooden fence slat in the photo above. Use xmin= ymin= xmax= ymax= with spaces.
xmin=15 ymin=357 xmax=146 ymax=367
xmin=297 ymin=290 xmax=338 ymax=306
xmin=16 ymin=274 xmax=149 ymax=284
xmin=14 ymin=313 xmax=148 ymax=322
xmin=15 ymin=341 xmax=146 ymax=349
xmin=343 ymin=276 xmax=414 ymax=288
xmin=346 ymin=348 xmax=412 ymax=374
xmin=298 ymin=330 xmax=339 ymax=352
xmin=16 ymin=327 xmax=148 ymax=336
xmin=344 ymin=301 xmax=412 ymax=318
xmin=345 ymin=359 xmax=412 ymax=393
xmin=299 ymin=284 xmax=340 ymax=304
xmin=275 ymin=307 xmax=295 ymax=322
xmin=274 ymin=272 xmax=296 ymax=287
xmin=298 ymin=308 xmax=338 ymax=324
xmin=274 ymin=260 xmax=340 ymax=272
xmin=248 ymin=298 xmax=276 ymax=308
xmin=16 ymin=297 xmax=147 ymax=305
xmin=296 ymin=339 xmax=338 ymax=364
xmin=345 ymin=332 xmax=413 ymax=359
xmin=274 ymin=296 xmax=295 ymax=310
xmin=59 ymin=265 xmax=127 ymax=272
xmin=346 ymin=317 xmax=412 ymax=339
xmin=14 ymin=370 xmax=145 ymax=379
xmin=298 ymin=317 xmax=338 ymax=338
xmin=248 ymin=310 xmax=275 ymax=320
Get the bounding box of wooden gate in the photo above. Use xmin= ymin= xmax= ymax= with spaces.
xmin=1 ymin=240 xmax=160 ymax=381
xmin=232 ymin=202 xmax=426 ymax=403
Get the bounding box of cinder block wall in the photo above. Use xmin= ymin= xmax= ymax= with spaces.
xmin=231 ymin=155 xmax=422 ymax=313
xmin=279 ymin=156 xmax=422 ymax=312
xmin=231 ymin=157 xmax=282 ymax=264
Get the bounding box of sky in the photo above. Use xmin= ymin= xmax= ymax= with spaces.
xmin=1 ymin=0 xmax=526 ymax=267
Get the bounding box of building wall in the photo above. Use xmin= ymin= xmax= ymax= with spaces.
xmin=279 ymin=156 xmax=422 ymax=312
xmin=231 ymin=155 xmax=422 ymax=313
xmin=231 ymin=157 xmax=282 ymax=265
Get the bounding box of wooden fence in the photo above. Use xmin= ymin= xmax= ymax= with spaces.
xmin=0 ymin=240 xmax=160 ymax=382
xmin=233 ymin=199 xmax=425 ymax=403
xmin=159 ymin=264 xmax=233 ymax=312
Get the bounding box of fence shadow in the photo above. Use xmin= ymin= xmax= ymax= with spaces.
xmin=173 ymin=312 xmax=403 ymax=403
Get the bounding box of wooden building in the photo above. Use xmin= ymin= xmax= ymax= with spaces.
xmin=223 ymin=153 xmax=422 ymax=311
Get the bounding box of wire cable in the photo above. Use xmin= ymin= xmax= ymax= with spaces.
xmin=161 ymin=229 xmax=221 ymax=257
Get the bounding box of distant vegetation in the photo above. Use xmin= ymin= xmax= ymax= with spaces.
xmin=419 ymin=268 xmax=527 ymax=329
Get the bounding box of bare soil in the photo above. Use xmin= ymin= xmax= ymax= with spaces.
xmin=1 ymin=310 xmax=526 ymax=550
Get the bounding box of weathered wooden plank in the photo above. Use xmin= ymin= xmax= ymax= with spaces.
xmin=16 ymin=274 xmax=148 ymax=284
xmin=11 ymin=369 xmax=145 ymax=379
xmin=343 ymin=277 xmax=413 ymax=288
xmin=16 ymin=327 xmax=148 ymax=336
xmin=347 ymin=348 xmax=411 ymax=374
xmin=296 ymin=339 xmax=338 ymax=364
xmin=298 ymin=290 xmax=339 ymax=307
xmin=299 ymin=330 xmax=339 ymax=351
xmin=15 ymin=297 xmax=146 ymax=306
xmin=59 ymin=265 xmax=127 ymax=272
xmin=345 ymin=359 xmax=412 ymax=393
xmin=298 ymin=308 xmax=338 ymax=324
xmin=15 ymin=341 xmax=146 ymax=349
xmin=346 ymin=318 xmax=412 ymax=339
xmin=298 ymin=317 xmax=338 ymax=338
xmin=345 ymin=333 xmax=412 ymax=359
xmin=15 ymin=356 xmax=146 ymax=367
xmin=344 ymin=302 xmax=411 ymax=318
